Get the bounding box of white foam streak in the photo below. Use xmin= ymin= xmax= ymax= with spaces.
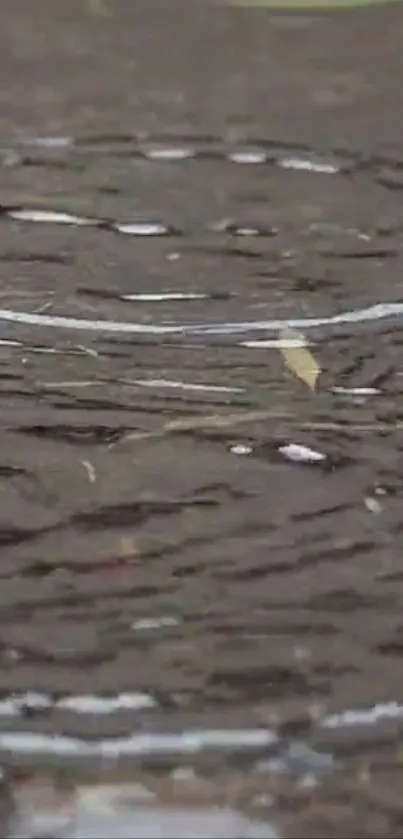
xmin=242 ymin=338 xmax=311 ymax=349
xmin=0 ymin=728 xmax=277 ymax=758
xmin=8 ymin=209 xmax=97 ymax=226
xmin=0 ymin=300 xmax=401 ymax=336
xmin=278 ymin=157 xmax=340 ymax=174
xmin=131 ymin=378 xmax=244 ymax=393
xmin=0 ymin=691 xmax=157 ymax=716
xmin=143 ymin=147 xmax=195 ymax=161
xmin=20 ymin=136 xmax=72 ymax=148
xmin=228 ymin=150 xmax=268 ymax=164
xmin=322 ymin=701 xmax=403 ymax=729
xmin=121 ymin=292 xmax=208 ymax=302
xmin=114 ymin=222 xmax=170 ymax=236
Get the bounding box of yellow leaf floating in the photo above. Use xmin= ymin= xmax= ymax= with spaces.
xmin=279 ymin=327 xmax=320 ymax=391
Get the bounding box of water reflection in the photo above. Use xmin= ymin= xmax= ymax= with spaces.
xmin=9 ymin=778 xmax=280 ymax=838
xmin=0 ymin=300 xmax=402 ymax=337
xmin=0 ymin=120 xmax=403 ymax=837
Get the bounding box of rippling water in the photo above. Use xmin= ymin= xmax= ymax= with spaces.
xmin=2 ymin=1 xmax=403 ymax=836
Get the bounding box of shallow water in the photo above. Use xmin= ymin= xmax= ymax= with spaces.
xmin=8 ymin=778 xmax=280 ymax=838
xmin=2 ymin=1 xmax=403 ymax=836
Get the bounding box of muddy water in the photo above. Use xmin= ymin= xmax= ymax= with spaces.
xmin=2 ymin=1 xmax=403 ymax=836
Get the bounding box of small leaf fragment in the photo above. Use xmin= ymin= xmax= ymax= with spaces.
xmin=279 ymin=327 xmax=320 ymax=391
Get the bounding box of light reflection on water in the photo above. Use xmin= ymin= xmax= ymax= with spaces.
xmin=8 ymin=694 xmax=401 ymax=838
xmin=1 ymin=126 xmax=403 ymax=836
xmin=9 ymin=788 xmax=280 ymax=839
xmin=0 ymin=300 xmax=403 ymax=336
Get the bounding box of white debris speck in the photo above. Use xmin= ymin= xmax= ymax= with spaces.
xmin=230 ymin=444 xmax=253 ymax=455
xmin=278 ymin=443 xmax=327 ymax=464
xmin=364 ymin=496 xmax=382 ymax=515
xmin=228 ymin=150 xmax=267 ymax=164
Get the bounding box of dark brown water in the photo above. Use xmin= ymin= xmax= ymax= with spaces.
xmin=2 ymin=1 xmax=403 ymax=835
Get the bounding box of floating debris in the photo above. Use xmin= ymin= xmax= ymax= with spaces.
xmin=364 ymin=496 xmax=382 ymax=514
xmin=81 ymin=460 xmax=96 ymax=483
xmin=230 ymin=444 xmax=253 ymax=455
xmin=278 ymin=443 xmax=327 ymax=465
xmin=280 ymin=327 xmax=320 ymax=391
